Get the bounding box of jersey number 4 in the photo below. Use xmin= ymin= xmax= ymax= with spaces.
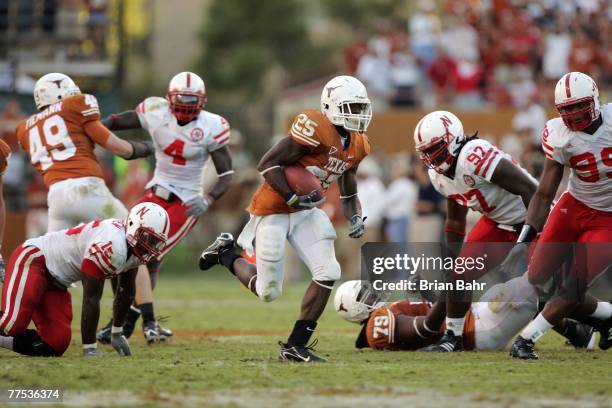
xmin=163 ymin=139 xmax=187 ymax=165
xmin=29 ymin=115 xmax=76 ymax=170
xmin=569 ymin=148 xmax=612 ymax=182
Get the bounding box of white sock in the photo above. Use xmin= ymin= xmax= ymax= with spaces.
xmin=590 ymin=302 xmax=612 ymax=320
xmin=521 ymin=313 xmax=553 ymax=342
xmin=446 ymin=317 xmax=465 ymax=336
xmin=0 ymin=335 xmax=14 ymax=350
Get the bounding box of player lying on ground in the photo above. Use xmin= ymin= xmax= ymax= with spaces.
xmin=16 ymin=73 xmax=153 ymax=233
xmin=500 ymin=72 xmax=612 ymax=359
xmin=97 ymin=72 xmax=233 ymax=343
xmin=199 ymin=75 xmax=372 ymax=362
xmin=412 ymin=110 xmax=538 ymax=352
xmin=335 ymin=279 xmax=598 ymax=352
xmin=0 ymin=203 xmax=169 ymax=357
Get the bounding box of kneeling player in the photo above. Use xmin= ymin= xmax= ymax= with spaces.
xmin=0 ymin=203 xmax=169 ymax=357
xmin=335 ymin=279 xmax=595 ymax=352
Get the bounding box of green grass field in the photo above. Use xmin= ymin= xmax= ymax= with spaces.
xmin=1 ymin=265 xmax=611 ymax=408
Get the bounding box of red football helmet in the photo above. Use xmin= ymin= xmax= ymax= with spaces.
xmin=554 ymin=72 xmax=600 ymax=132
xmin=166 ymin=71 xmax=207 ymax=123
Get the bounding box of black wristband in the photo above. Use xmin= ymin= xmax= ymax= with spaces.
xmin=517 ymin=224 xmax=537 ymax=243
xmin=126 ymin=140 xmax=153 ymax=160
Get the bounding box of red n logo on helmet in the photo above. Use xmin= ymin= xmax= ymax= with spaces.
xmin=136 ymin=207 xmax=150 ymax=220
xmin=439 ymin=115 xmax=453 ymax=132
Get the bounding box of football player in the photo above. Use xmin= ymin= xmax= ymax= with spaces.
xmin=199 ymin=75 xmax=371 ymax=362
xmin=0 ymin=138 xmax=11 ymax=283
xmin=0 ymin=203 xmax=169 ymax=357
xmin=335 ymin=279 xmax=596 ymax=352
xmin=505 ymin=72 xmax=612 ymax=359
xmin=16 ymin=73 xmax=153 ymax=233
xmin=97 ymin=72 xmax=233 ymax=343
xmin=413 ymin=111 xmax=538 ymax=351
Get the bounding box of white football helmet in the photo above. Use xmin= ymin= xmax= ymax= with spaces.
xmin=126 ymin=202 xmax=170 ymax=263
xmin=334 ymin=280 xmax=384 ymax=323
xmin=321 ymin=75 xmax=372 ymax=132
xmin=33 ymin=73 xmax=81 ymax=111
xmin=554 ymin=72 xmax=600 ymax=131
xmin=413 ymin=110 xmax=465 ymax=174
xmin=166 ymin=71 xmax=207 ymax=123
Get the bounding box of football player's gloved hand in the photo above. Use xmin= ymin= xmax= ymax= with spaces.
xmin=111 ymin=332 xmax=132 ymax=357
xmin=286 ymin=191 xmax=325 ymax=210
xmin=348 ymin=215 xmax=366 ymax=239
xmin=498 ymin=243 xmax=529 ymax=279
xmin=185 ymin=195 xmax=214 ymax=218
xmin=0 ymin=254 xmax=4 ymax=283
xmin=83 ymin=346 xmax=104 ymax=358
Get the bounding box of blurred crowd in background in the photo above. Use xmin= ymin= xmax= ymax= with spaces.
xmin=0 ymin=0 xmax=601 ymax=278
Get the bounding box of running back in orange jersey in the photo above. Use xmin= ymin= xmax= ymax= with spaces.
xmin=16 ymin=94 xmax=112 ymax=187
xmin=248 ymin=109 xmax=370 ymax=215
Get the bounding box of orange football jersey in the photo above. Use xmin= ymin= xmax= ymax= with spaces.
xmin=366 ymin=301 xmax=476 ymax=351
xmin=0 ymin=138 xmax=11 ymax=175
xmin=16 ymin=94 xmax=110 ymax=187
xmin=248 ymin=109 xmax=370 ymax=215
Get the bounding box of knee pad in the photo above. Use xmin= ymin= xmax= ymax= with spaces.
xmin=312 ymin=258 xmax=341 ymax=282
xmin=13 ymin=329 xmax=62 ymax=357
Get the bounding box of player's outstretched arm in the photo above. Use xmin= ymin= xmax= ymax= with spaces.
xmin=339 ymin=168 xmax=365 ymax=238
xmin=207 ymin=146 xmax=234 ymax=200
xmin=490 ymin=158 xmax=538 ymax=209
xmin=101 ymin=110 xmax=142 ymax=131
xmin=519 ymin=158 xmax=564 ymax=242
xmin=81 ymin=275 xmax=105 ymax=347
xmin=83 ymin=120 xmax=153 ymax=160
xmin=258 ymin=136 xmax=311 ymax=203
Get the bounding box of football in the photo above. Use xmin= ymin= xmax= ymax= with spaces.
xmin=283 ymin=165 xmax=324 ymax=198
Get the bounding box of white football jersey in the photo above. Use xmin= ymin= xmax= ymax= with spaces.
xmin=136 ymin=97 xmax=230 ymax=202
xmin=24 ymin=219 xmax=140 ymax=287
xmin=542 ymin=103 xmax=612 ymax=211
xmin=429 ymin=139 xmax=535 ymax=225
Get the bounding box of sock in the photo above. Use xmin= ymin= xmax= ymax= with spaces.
xmin=219 ymin=246 xmax=243 ymax=275
xmin=139 ymin=302 xmax=155 ymax=325
xmin=521 ymin=313 xmax=553 ymax=342
xmin=0 ymin=335 xmax=13 ymax=350
xmin=125 ymin=305 xmax=141 ymax=328
xmin=590 ymin=302 xmax=612 ymax=320
xmin=287 ymin=320 xmax=317 ymax=346
xmin=445 ymin=317 xmax=464 ymax=336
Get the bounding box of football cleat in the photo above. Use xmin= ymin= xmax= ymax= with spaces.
xmin=598 ymin=316 xmax=612 ymax=350
xmin=199 ymin=232 xmax=234 ymax=271
xmin=563 ymin=321 xmax=595 ymax=350
xmin=96 ymin=319 xmax=112 ymax=344
xmin=156 ymin=318 xmax=173 ymax=340
xmin=421 ymin=330 xmax=464 ymax=352
xmin=510 ymin=335 xmax=538 ymax=359
xmin=143 ymin=320 xmax=162 ymax=344
xmin=278 ymin=339 xmax=326 ymax=363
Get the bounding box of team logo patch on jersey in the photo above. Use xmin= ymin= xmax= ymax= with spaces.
xmin=190 ymin=128 xmax=204 ymax=142
xmin=463 ymin=175 xmax=476 ymax=187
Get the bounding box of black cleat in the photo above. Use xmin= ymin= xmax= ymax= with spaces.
xmin=96 ymin=319 xmax=112 ymax=344
xmin=422 ymin=330 xmax=464 ymax=352
xmin=278 ymin=339 xmax=325 ymax=362
xmin=156 ymin=318 xmax=173 ymax=340
xmin=199 ymin=233 xmax=234 ymax=271
xmin=510 ymin=335 xmax=538 ymax=359
xmin=598 ymin=316 xmax=612 ymax=350
xmin=143 ymin=320 xmax=163 ymax=344
xmin=563 ymin=321 xmax=595 ymax=349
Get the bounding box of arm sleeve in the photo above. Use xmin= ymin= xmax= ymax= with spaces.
xmin=83 ymin=121 xmax=112 ymax=146
xmin=462 ymin=140 xmax=503 ymax=182
xmin=289 ymin=111 xmax=322 ymax=150
xmin=207 ymin=115 xmax=231 ymax=152
xmin=73 ymin=94 xmax=102 ymax=125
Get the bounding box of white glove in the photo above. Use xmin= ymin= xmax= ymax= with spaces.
xmin=0 ymin=254 xmax=4 ymax=283
xmin=348 ymin=215 xmax=366 ymax=239
xmin=184 ymin=195 xmax=214 ymax=218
